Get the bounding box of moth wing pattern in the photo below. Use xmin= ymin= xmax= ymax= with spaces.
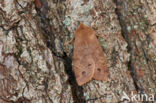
xmin=73 ymin=24 xmax=95 ymax=86
xmin=73 ymin=54 xmax=95 ymax=86
xmin=73 ymin=23 xmax=109 ymax=86
xmin=81 ymin=24 xmax=109 ymax=81
xmin=92 ymin=42 xmax=109 ymax=81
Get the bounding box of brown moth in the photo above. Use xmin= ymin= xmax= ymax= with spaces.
xmin=73 ymin=23 xmax=109 ymax=86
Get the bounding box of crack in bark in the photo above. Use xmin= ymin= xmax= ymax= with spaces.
xmin=35 ymin=0 xmax=86 ymax=102
xmin=63 ymin=54 xmax=86 ymax=103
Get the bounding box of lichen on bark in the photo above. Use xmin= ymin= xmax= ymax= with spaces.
xmin=0 ymin=0 xmax=155 ymax=103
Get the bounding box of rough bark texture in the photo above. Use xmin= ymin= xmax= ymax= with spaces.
xmin=0 ymin=0 xmax=155 ymax=103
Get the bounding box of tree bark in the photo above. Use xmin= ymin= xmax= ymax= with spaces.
xmin=0 ymin=0 xmax=155 ymax=103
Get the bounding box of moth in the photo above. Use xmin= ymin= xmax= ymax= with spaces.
xmin=73 ymin=23 xmax=109 ymax=86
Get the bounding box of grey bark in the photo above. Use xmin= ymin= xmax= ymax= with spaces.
xmin=0 ymin=0 xmax=155 ymax=103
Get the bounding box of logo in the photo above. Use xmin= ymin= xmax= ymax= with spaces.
xmin=121 ymin=91 xmax=155 ymax=102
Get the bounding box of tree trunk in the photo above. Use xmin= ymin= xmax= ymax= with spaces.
xmin=0 ymin=0 xmax=155 ymax=103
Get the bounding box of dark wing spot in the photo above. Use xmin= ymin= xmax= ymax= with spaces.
xmin=88 ymin=63 xmax=92 ymax=67
xmin=82 ymin=71 xmax=86 ymax=75
xmin=97 ymin=68 xmax=101 ymax=72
